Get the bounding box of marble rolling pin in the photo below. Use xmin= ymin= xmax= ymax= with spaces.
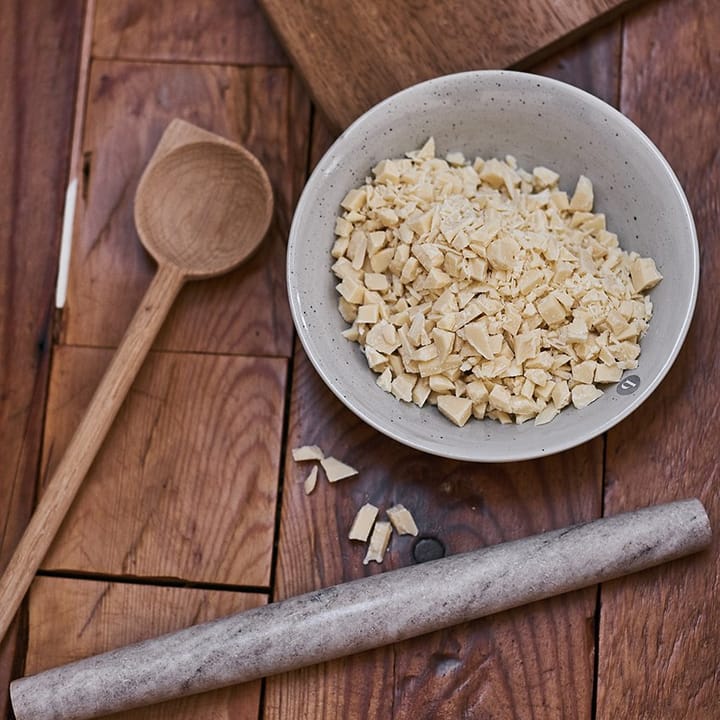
xmin=11 ymin=499 xmax=710 ymax=720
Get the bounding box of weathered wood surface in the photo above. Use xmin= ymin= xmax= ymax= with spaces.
xmin=259 ymin=0 xmax=637 ymax=131
xmin=599 ymin=1 xmax=720 ymax=717
xmin=264 ymin=24 xmax=628 ymax=720
xmin=62 ymin=61 xmax=309 ymax=356
xmin=39 ymin=346 xmax=286 ymax=587
xmin=0 ymin=1 xmax=84 ymax=716
xmin=93 ymin=0 xmax=287 ymax=65
xmin=24 ymin=576 xmax=266 ymax=719
xmin=3 ymin=0 xmax=718 ymax=718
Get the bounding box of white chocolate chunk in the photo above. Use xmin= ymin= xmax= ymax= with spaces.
xmin=336 ymin=277 xmax=365 ymax=304
xmin=349 ymin=503 xmax=379 ymax=541
xmin=595 ymin=363 xmax=623 ymax=383
xmin=304 ymin=465 xmax=319 ymax=495
xmin=416 ymin=136 xmax=435 ymax=159
xmin=537 ymin=295 xmax=567 ymax=326
xmin=446 ymin=151 xmax=466 ymax=166
xmin=292 ymin=445 xmax=325 ymax=462
xmin=391 ymin=373 xmax=416 ymax=402
xmin=437 ymin=395 xmax=473 ymax=427
xmin=373 ymin=159 xmax=400 ymax=184
xmin=363 ymin=521 xmax=393 ymax=564
xmin=341 ymin=188 xmax=367 ymax=212
xmin=386 ymin=504 xmax=419 ymax=536
xmin=429 ymin=374 xmax=455 ymax=394
xmin=630 ymin=257 xmax=663 ymax=292
xmin=533 ymin=166 xmax=560 ymax=188
xmin=571 ymin=384 xmax=604 ymax=408
xmin=570 ymin=175 xmax=594 ymax=211
xmin=572 ymin=361 xmax=597 ymax=385
xmin=412 ymin=376 xmax=431 ymax=407
xmin=357 ymin=304 xmax=379 ymax=324
xmin=376 ymin=367 xmax=392 ymax=392
xmin=365 ymin=320 xmax=401 ymax=354
xmin=487 ymin=236 xmax=519 ymax=270
xmin=534 ymin=405 xmax=559 ymax=426
xmin=320 ymin=456 xmax=359 ymax=483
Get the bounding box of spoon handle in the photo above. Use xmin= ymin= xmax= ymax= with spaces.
xmin=0 ymin=262 xmax=185 ymax=641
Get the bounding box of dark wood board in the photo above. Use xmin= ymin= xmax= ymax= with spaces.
xmin=93 ymin=0 xmax=287 ymax=65
xmin=0 ymin=1 xmax=84 ymax=715
xmin=259 ymin=0 xmax=637 ymax=131
xmin=599 ymin=0 xmax=720 ymax=716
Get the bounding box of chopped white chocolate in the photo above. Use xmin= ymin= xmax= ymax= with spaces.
xmin=365 ymin=272 xmax=390 ymax=292
xmin=570 ymin=175 xmax=594 ymax=212
xmin=533 ymin=166 xmax=560 ymax=188
xmin=437 ymin=395 xmax=473 ymax=427
xmin=595 ymin=363 xmax=623 ymax=383
xmin=349 ymin=503 xmax=379 ymax=541
xmin=386 ymin=504 xmax=419 ymax=536
xmin=357 ymin=304 xmax=379 ymax=324
xmin=534 ymin=405 xmax=559 ymax=426
xmin=630 ymin=257 xmax=663 ymax=292
xmin=320 ymin=456 xmax=359 ymax=483
xmin=363 ymin=521 xmax=393 ymax=564
xmin=376 ymin=367 xmax=392 ymax=392
xmin=304 ymin=466 xmax=318 ymax=495
xmin=292 ymin=445 xmax=325 ymax=462
xmin=332 ymin=140 xmax=660 ymax=427
xmin=571 ymin=383 xmax=604 ymax=408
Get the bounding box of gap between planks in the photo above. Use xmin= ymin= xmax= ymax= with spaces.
xmin=51 ymin=342 xmax=295 ymax=361
xmin=35 ymin=569 xmax=270 ymax=596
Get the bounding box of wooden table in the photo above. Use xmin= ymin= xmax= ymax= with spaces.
xmin=1 ymin=1 xmax=717 ymax=718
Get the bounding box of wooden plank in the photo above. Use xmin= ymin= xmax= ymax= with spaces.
xmin=62 ymin=61 xmax=311 ymax=356
xmin=0 ymin=0 xmax=84 ymax=714
xmin=259 ymin=0 xmax=638 ymax=132
xmin=306 ymin=23 xmax=622 ymax=171
xmin=39 ymin=346 xmax=287 ymax=588
xmin=24 ymin=576 xmax=265 ymax=719
xmin=93 ymin=0 xmax=287 ymax=65
xmin=265 ymin=26 xmax=626 ymax=717
xmin=267 ymin=345 xmax=602 ymax=718
xmin=531 ymin=21 xmax=621 ymax=106
xmin=598 ymin=1 xmax=720 ymax=717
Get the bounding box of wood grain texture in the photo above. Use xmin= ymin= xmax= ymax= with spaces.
xmin=93 ymin=0 xmax=287 ymax=65
xmin=62 ymin=61 xmax=311 ymax=356
xmin=0 ymin=262 xmax=185 ymax=642
xmin=24 ymin=576 xmax=265 ymax=719
xmin=0 ymin=0 xmax=84 ymax=714
xmin=598 ymin=1 xmax=720 ymax=717
xmin=259 ymin=0 xmax=636 ymax=131
xmin=39 ymin=346 xmax=286 ymax=588
xmin=265 ymin=28 xmax=628 ymax=719
xmin=531 ymin=21 xmax=621 ymax=106
xmin=0 ymin=109 xmax=277 ymax=635
xmin=267 ymin=345 xmax=601 ymax=719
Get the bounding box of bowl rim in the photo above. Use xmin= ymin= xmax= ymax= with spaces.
xmin=287 ymin=69 xmax=699 ymax=462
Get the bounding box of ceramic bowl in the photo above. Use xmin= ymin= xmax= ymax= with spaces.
xmin=286 ymin=70 xmax=698 ymax=462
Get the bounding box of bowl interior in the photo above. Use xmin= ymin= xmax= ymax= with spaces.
xmin=287 ymin=71 xmax=698 ymax=462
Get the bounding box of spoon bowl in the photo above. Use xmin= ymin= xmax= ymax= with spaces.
xmin=135 ymin=140 xmax=273 ymax=278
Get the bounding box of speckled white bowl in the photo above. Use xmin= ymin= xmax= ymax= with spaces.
xmin=287 ymin=71 xmax=698 ymax=462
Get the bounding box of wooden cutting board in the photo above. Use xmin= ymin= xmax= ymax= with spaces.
xmin=259 ymin=0 xmax=637 ymax=131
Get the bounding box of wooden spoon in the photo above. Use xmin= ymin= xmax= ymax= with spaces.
xmin=0 ymin=119 xmax=273 ymax=640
